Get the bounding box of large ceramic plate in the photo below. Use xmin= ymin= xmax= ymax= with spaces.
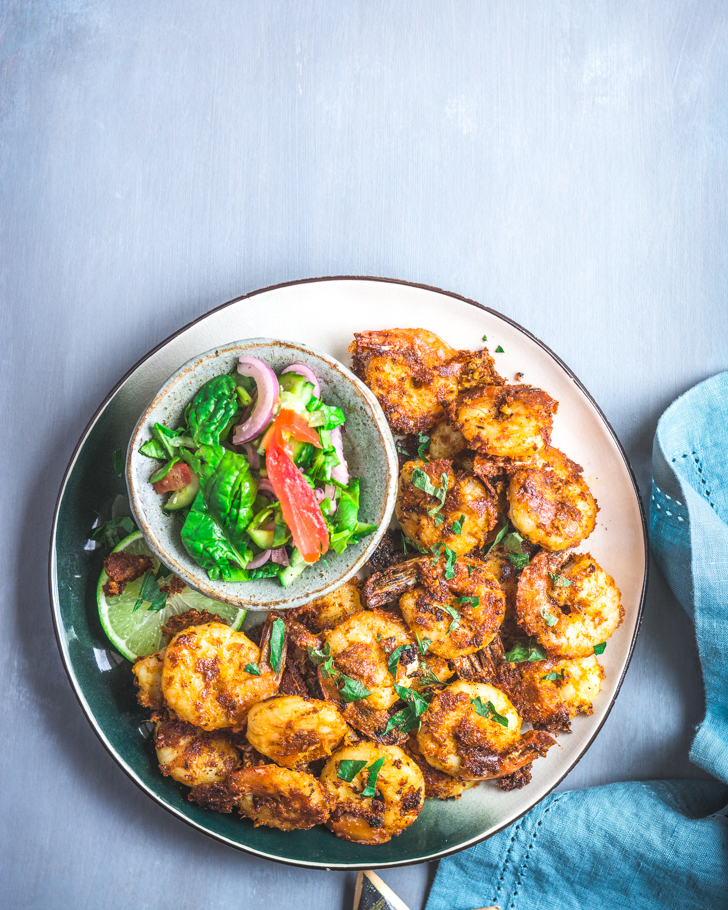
xmin=49 ymin=277 xmax=647 ymax=869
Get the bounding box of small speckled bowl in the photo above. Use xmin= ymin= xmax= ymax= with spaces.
xmin=126 ymin=338 xmax=398 ymax=610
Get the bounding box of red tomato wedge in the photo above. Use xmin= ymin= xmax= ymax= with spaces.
xmin=275 ymin=408 xmax=322 ymax=448
xmin=266 ymin=425 xmax=329 ymax=563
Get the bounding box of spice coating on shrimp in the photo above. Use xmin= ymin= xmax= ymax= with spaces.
xmin=246 ymin=695 xmax=348 ymax=769
xmin=321 ymin=741 xmax=424 ymax=844
xmin=154 ymin=719 xmax=240 ymax=787
xmin=513 ymin=655 xmax=605 ymax=733
xmin=447 ymin=385 xmax=557 ymax=457
xmin=507 ymin=447 xmax=598 ymax=550
xmin=396 ymin=458 xmax=499 ymax=556
xmin=516 ymin=550 xmax=623 ymax=658
xmin=231 ymin=765 xmax=331 ymax=831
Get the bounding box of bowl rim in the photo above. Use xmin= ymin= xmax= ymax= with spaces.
xmin=125 ymin=336 xmax=398 ymax=610
xmin=48 ymin=275 xmax=648 ymax=870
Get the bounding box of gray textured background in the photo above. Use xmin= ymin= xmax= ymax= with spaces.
xmin=2 ymin=2 xmax=727 ymax=908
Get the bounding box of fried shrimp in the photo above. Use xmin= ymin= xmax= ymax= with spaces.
xmin=396 ymin=459 xmax=499 ymax=556
xmin=132 ymin=649 xmax=166 ymax=710
xmin=230 ymin=766 xmax=331 ymax=831
xmin=161 ymin=620 xmax=281 ymax=730
xmin=321 ymin=742 xmax=424 ymax=844
xmin=246 ymin=696 xmax=348 ymax=769
xmin=154 ymin=720 xmax=240 ymax=787
xmin=427 ymin=421 xmax=469 ymax=460
xmin=516 ymin=550 xmax=623 ymax=658
xmin=403 ymin=734 xmax=479 ymax=800
xmin=293 ymin=580 xmax=363 ymax=632
xmin=416 ymin=680 xmax=554 ymax=781
xmin=514 ymin=656 xmax=605 ymax=733
xmin=366 ymin=556 xmax=505 ymax=659
xmin=507 ymin=446 xmax=598 ymax=550
xmin=447 ymin=385 xmax=557 ymax=457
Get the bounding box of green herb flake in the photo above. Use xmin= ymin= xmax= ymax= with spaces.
xmin=417 ymin=433 xmax=430 ymax=461
xmin=386 ymin=644 xmax=412 ymax=678
xmin=442 ymin=604 xmax=461 ymax=634
xmin=505 ymin=638 xmax=548 ymax=663
xmin=542 ymin=669 xmax=566 ymax=681
xmin=540 ymin=607 xmax=558 ymax=627
xmin=244 ymin=662 xmax=261 ymax=676
xmin=336 ymin=759 xmax=367 ymax=783
xmin=306 ymin=643 xmax=331 ymax=666
xmin=91 ymin=515 xmax=136 ymax=549
xmin=485 ymin=523 xmax=509 ymax=555
xmin=133 ymin=570 xmax=167 ymax=613
xmin=470 ymin=697 xmax=509 ymax=727
xmin=495 ymin=345 xmax=505 ymax=353
xmin=336 ymin=674 xmax=371 ymax=702
xmin=503 ymin=530 xmax=530 ymax=570
xmin=594 ymin=642 xmax=607 ymax=655
xmin=548 ymin=572 xmax=572 ymax=588
xmin=482 ymin=334 xmax=488 ymax=342
xmin=451 ymin=514 xmax=466 ymax=535
xmin=416 ymin=663 xmax=442 ymax=688
xmin=411 ymin=467 xmax=448 ymax=517
xmin=269 ymin=618 xmax=285 ymax=674
xmin=433 ymin=512 xmax=445 ymax=527
xmin=361 ymin=756 xmax=385 ymax=798
xmin=112 ymin=448 xmax=124 ymax=477
xmin=457 ymin=595 xmax=480 ymax=609
xmin=415 ymin=633 xmax=432 ymax=655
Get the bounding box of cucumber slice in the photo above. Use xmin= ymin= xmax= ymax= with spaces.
xmin=248 ymin=528 xmax=274 ymax=549
xmin=279 ymin=560 xmax=307 ymax=587
xmin=165 ymin=473 xmax=200 ymax=510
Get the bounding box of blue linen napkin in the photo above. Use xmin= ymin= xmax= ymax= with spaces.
xmin=425 ymin=372 xmax=728 ymax=910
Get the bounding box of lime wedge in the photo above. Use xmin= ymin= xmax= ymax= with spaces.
xmin=97 ymin=531 xmax=246 ymax=661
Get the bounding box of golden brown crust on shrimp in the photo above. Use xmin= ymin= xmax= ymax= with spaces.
xmin=396 ymin=459 xmax=499 ymax=556
xmin=293 ymin=580 xmax=363 ymax=632
xmin=507 ymin=447 xmax=598 ymax=550
xmin=154 ymin=720 xmax=241 ymax=787
xmin=516 ymin=550 xmax=623 ymax=658
xmin=403 ymin=734 xmax=479 ymax=800
xmin=447 ymin=385 xmax=557 ymax=457
xmin=133 ymin=649 xmax=166 ymax=710
xmin=513 ymin=656 xmax=605 ymax=733
xmin=228 ymin=766 xmax=332 ymax=831
xmin=321 ymin=742 xmax=424 ymax=844
xmin=246 ymin=696 xmax=348 ymax=769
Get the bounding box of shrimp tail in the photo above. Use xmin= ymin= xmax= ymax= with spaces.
xmin=363 ymin=557 xmax=424 ymax=608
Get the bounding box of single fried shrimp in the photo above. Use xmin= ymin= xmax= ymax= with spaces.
xmin=416 ymin=680 xmax=554 ymax=781
xmin=133 ymin=649 xmax=166 ymax=710
xmin=447 ymin=385 xmax=557 ymax=457
xmin=161 ymin=619 xmax=282 ymax=730
xmin=507 ymin=446 xmax=598 ymax=550
xmin=516 ymin=550 xmax=623 ymax=658
xmin=427 ymin=421 xmax=469 ymax=460
xmin=154 ymin=720 xmax=240 ymax=787
xmin=246 ymin=696 xmax=348 ymax=769
xmin=403 ymin=734 xmax=479 ymax=800
xmin=293 ymin=580 xmax=363 ymax=632
xmin=230 ymin=766 xmax=331 ymax=831
xmin=392 ymin=556 xmax=506 ymax=659
xmin=321 ymin=741 xmax=425 ymax=844
xmin=396 ymin=459 xmax=499 ymax=556
xmin=349 ymin=329 xmax=460 ymax=433
xmin=513 ymin=656 xmax=605 ymax=733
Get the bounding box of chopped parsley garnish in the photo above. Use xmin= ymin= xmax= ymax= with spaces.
xmin=416 ymin=664 xmax=443 ymax=688
xmin=417 ymin=433 xmax=430 ymax=461
xmin=485 ymin=523 xmax=509 ymax=555
xmin=91 ymin=515 xmax=136 ymax=549
xmin=402 ymin=533 xmax=429 ymax=556
xmin=505 ymin=638 xmax=547 ymax=663
xmin=451 ymin=514 xmax=466 ymax=535
xmin=470 ymin=697 xmax=509 ymax=726
xmin=133 ymin=569 xmax=167 ymax=613
xmin=594 ymin=642 xmax=607 ymax=655
xmin=542 ymin=669 xmax=566 ymax=681
xmin=306 ymin=642 xmax=331 ymax=666
xmin=386 ymin=643 xmax=413 ymax=678
xmin=336 ymin=759 xmax=367 ymax=783
xmin=415 ymin=633 xmax=432 ymax=655
xmin=442 ymin=604 xmax=461 ymax=633
xmin=548 ymin=572 xmax=572 ymax=588
xmin=335 ymin=674 xmax=371 ymax=702
xmin=269 ymin=618 xmax=285 ymax=674
xmin=411 ymin=467 xmax=449 ymax=517
xmin=457 ymin=595 xmax=480 ymax=608
xmin=112 ymin=448 xmax=125 ymax=478
xmin=482 ymin=334 xmax=488 ymax=342
xmin=540 ymin=606 xmax=558 ymax=627
xmin=503 ymin=530 xmax=530 ymax=570
xmin=244 ymin=662 xmax=261 ymax=676
xmin=384 ymin=682 xmax=433 ymax=735
xmin=495 ymin=345 xmax=505 ymax=353
xmin=431 ymin=541 xmax=458 ymax=578
xmin=433 ymin=512 xmax=445 ymax=527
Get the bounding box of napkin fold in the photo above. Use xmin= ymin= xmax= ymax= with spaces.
xmin=426 ymin=372 xmax=728 ymax=910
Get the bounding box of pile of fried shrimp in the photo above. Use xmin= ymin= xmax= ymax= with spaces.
xmin=130 ymin=327 xmax=624 ymax=846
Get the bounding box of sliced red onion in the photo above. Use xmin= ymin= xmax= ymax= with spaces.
xmin=329 ymin=426 xmax=349 ymax=485
xmin=247 ymin=549 xmax=271 ymax=569
xmin=281 ymin=363 xmax=321 ymax=397
xmin=323 ymin=483 xmax=336 ymax=501
xmin=232 ymin=357 xmax=279 ymax=444
xmin=242 ymin=443 xmax=260 ymax=470
xmin=271 ymin=547 xmax=290 ymax=566
xmin=313 ymin=488 xmax=325 ymax=503
xmin=258 ymin=478 xmax=275 ymax=495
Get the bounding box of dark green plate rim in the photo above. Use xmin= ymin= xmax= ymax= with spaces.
xmin=48 ymin=275 xmax=648 ymax=870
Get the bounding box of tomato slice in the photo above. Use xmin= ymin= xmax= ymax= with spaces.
xmin=266 ymin=425 xmax=329 ymax=563
xmin=276 ymin=408 xmax=322 ymax=447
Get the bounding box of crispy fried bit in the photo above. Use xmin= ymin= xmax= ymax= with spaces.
xmin=230 ymin=766 xmax=332 ymax=831
xmin=102 ymin=552 xmax=153 ymax=597
xmin=247 ymin=696 xmax=348 ymax=769
xmin=516 ymin=550 xmax=623 ymax=659
xmin=155 ymin=720 xmax=240 ymax=787
xmin=158 ymin=575 xmax=186 ymax=596
xmin=447 ymin=385 xmax=557 ymax=458
xmin=321 ymin=742 xmax=424 ymax=844
xmin=132 ymin=650 xmax=166 ymax=710
xmin=512 ymin=655 xmax=605 ymax=733
xmin=495 ymin=764 xmax=533 ymax=791
xmin=161 ymin=609 xmax=229 ymax=642
xmin=367 ymin=529 xmax=408 ymax=573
